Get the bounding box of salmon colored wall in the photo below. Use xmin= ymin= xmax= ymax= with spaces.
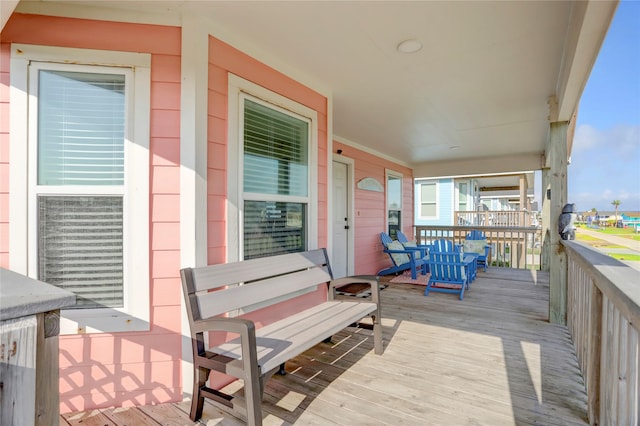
xmin=204 ymin=37 xmax=331 ymax=388
xmin=1 ymin=14 xmax=183 ymax=412
xmin=333 ymin=141 xmax=414 ymax=276
xmin=206 ymin=36 xmax=329 ymax=265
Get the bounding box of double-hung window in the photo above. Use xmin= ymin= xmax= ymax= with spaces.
xmin=228 ymin=75 xmax=318 ymax=261
xmin=420 ymin=182 xmax=438 ymax=218
xmin=10 ymin=45 xmax=150 ymax=334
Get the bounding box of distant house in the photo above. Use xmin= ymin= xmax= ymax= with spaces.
xmin=414 ymin=173 xmax=535 ymax=227
xmin=622 ymin=213 xmax=640 ymax=228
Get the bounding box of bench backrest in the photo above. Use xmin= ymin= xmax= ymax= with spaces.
xmin=181 ymin=249 xmax=333 ymax=321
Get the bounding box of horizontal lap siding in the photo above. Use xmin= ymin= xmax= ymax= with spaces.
xmin=207 ymin=37 xmax=329 ymax=266
xmin=1 ymin=13 xmax=182 ymax=413
xmin=333 ymin=141 xmax=414 ymax=275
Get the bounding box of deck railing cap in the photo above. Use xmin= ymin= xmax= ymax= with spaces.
xmin=0 ymin=268 xmax=76 ymax=321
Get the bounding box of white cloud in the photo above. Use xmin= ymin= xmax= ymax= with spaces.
xmin=573 ymin=123 xmax=640 ymax=160
xmin=573 ymin=124 xmax=601 ymax=153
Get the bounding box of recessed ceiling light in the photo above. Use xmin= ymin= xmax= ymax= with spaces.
xmin=449 ymin=146 xmax=460 ymax=150
xmin=397 ymin=39 xmax=423 ymax=54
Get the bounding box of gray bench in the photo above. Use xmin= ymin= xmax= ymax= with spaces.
xmin=180 ymin=248 xmax=383 ymax=425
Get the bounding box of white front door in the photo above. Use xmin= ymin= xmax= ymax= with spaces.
xmin=332 ymin=160 xmax=350 ymax=278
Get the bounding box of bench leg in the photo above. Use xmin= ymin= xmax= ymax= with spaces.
xmin=372 ymin=314 xmax=383 ymax=355
xmin=190 ymin=366 xmax=210 ymax=421
xmin=277 ymin=363 xmax=286 ymax=375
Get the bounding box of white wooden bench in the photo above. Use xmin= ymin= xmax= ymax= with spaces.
xmin=180 ymin=248 xmax=383 ymax=425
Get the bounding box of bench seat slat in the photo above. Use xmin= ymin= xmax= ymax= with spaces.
xmin=197 ymin=267 xmax=333 ymax=318
xmin=209 ymin=301 xmax=377 ymax=375
xmin=191 ymin=250 xmax=329 ymax=291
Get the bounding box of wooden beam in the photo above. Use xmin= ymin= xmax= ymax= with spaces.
xmin=479 ymin=186 xmax=519 ymax=192
xmin=548 ymin=121 xmax=569 ymax=325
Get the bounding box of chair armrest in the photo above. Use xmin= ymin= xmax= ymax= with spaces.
xmin=384 ymin=248 xmax=421 ymax=260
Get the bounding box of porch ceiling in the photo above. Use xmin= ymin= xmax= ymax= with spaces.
xmin=14 ymin=0 xmax=617 ymax=176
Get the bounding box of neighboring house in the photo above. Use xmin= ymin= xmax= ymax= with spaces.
xmin=414 ymin=177 xmax=476 ymax=227
xmin=414 ymin=173 xmax=535 ymax=227
xmin=0 ymin=13 xmax=413 ymax=413
xmin=622 ymin=213 xmax=640 ymax=228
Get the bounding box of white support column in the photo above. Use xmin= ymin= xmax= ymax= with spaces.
xmin=548 ymin=121 xmax=569 ymax=325
xmin=179 ymin=16 xmax=209 ymax=398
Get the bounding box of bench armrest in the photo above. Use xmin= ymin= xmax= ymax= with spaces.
xmin=328 ymin=275 xmax=380 ymax=305
xmin=192 ymin=316 xmax=255 ymax=335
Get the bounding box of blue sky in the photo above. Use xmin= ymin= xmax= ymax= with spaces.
xmin=569 ymin=0 xmax=640 ymax=213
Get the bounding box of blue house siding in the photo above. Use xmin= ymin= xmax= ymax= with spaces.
xmin=415 ymin=178 xmax=453 ymax=226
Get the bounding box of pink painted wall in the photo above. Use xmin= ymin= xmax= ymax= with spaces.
xmin=1 ymin=14 xmax=183 ymax=412
xmin=333 ymin=141 xmax=415 ymax=276
xmin=206 ymin=36 xmax=329 ymax=266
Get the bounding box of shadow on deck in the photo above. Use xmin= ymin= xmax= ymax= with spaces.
xmin=61 ymin=268 xmax=588 ymax=425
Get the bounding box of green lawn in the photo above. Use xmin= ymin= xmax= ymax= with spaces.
xmin=608 ymin=253 xmax=640 ymax=262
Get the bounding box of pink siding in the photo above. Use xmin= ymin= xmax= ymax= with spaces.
xmin=333 ymin=141 xmax=414 ymax=275
xmin=1 ymin=14 xmax=183 ymax=412
xmin=206 ymin=37 xmax=329 ymax=264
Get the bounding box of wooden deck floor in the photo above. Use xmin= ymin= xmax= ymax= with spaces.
xmin=60 ymin=268 xmax=588 ymax=425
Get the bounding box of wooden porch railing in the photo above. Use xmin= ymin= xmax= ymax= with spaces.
xmin=564 ymin=241 xmax=639 ymax=425
xmin=454 ymin=210 xmax=536 ymax=227
xmin=0 ymin=268 xmax=75 ymax=425
xmin=414 ymin=225 xmax=542 ymax=269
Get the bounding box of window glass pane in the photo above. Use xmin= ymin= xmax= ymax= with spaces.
xmin=421 ymin=183 xmax=436 ymax=201
xmin=459 ymin=183 xmax=468 ymax=210
xmin=243 ymin=201 xmax=306 ymax=259
xmin=244 ymin=99 xmax=308 ymax=196
xmin=38 ymin=196 xmax=124 ymax=309
xmin=387 ymin=175 xmax=402 ymax=210
xmin=421 ymin=204 xmax=437 ymax=217
xmin=388 ymin=210 xmax=401 ymax=239
xmin=38 ymin=70 xmax=125 ymax=186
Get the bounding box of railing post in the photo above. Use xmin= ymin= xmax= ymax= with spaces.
xmin=588 ymin=283 xmax=602 ymax=425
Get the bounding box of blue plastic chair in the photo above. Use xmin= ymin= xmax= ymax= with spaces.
xmin=378 ymin=232 xmax=428 ymax=279
xmin=424 ymin=239 xmax=473 ymax=300
xmin=464 ymin=230 xmax=491 ymax=272
xmin=396 ymin=230 xmax=430 ymax=259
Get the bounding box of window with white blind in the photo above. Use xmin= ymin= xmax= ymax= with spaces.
xmin=242 ymin=97 xmax=310 ymax=259
xmin=420 ymin=182 xmax=438 ymax=218
xmin=10 ymin=45 xmax=150 ymax=334
xmin=227 ymin=74 xmax=318 ymax=262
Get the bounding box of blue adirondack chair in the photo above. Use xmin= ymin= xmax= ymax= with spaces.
xmin=379 ymin=232 xmax=428 ymax=279
xmin=464 ymin=230 xmax=491 ymax=272
xmin=396 ymin=230 xmax=430 ymax=259
xmin=425 ymin=239 xmax=474 ymax=300
xmin=431 ymin=239 xmax=477 ymax=283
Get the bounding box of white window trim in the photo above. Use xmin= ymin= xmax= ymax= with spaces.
xmin=418 ymin=181 xmax=439 ymax=220
xmin=9 ymin=44 xmax=150 ymax=334
xmin=385 ymin=169 xmax=403 ymax=234
xmin=227 ymin=73 xmax=318 ymax=263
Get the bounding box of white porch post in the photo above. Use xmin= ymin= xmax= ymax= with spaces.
xmin=547 ymin=121 xmax=569 ymax=325
xmin=180 ymin=15 xmax=209 ymax=398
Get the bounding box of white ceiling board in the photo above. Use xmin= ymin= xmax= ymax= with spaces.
xmin=13 ymin=0 xmax=617 ymax=175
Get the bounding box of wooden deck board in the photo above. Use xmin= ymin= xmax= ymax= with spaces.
xmin=60 ymin=268 xmax=588 ymax=425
